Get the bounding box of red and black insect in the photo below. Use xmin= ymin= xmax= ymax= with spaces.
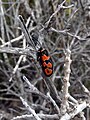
xmin=37 ymin=47 xmax=53 ymax=77
xmin=18 ymin=15 xmax=53 ymax=77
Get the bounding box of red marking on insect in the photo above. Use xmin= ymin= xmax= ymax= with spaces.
xmin=37 ymin=47 xmax=53 ymax=77
xmin=43 ymin=62 xmax=52 ymax=68
xmin=41 ymin=55 xmax=50 ymax=61
xmin=44 ymin=68 xmax=53 ymax=76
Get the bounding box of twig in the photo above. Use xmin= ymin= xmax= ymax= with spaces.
xmin=45 ymin=0 xmax=73 ymax=27
xmin=20 ymin=96 xmax=42 ymax=120
xmin=50 ymin=27 xmax=86 ymax=41
xmin=68 ymin=94 xmax=78 ymax=104
xmin=9 ymin=16 xmax=35 ymax=81
xmin=0 ymin=35 xmax=23 ymax=47
xmin=43 ymin=75 xmax=61 ymax=105
xmin=11 ymin=113 xmax=59 ymax=120
xmin=0 ymin=47 xmax=34 ymax=56
xmin=60 ymin=101 xmax=87 ymax=120
xmin=18 ymin=15 xmax=37 ymax=50
xmin=0 ymin=16 xmax=31 ymax=48
xmin=22 ymin=76 xmax=49 ymax=100
xmin=0 ymin=0 xmax=10 ymax=64
xmin=61 ymin=48 xmax=72 ymax=114
xmin=80 ymin=112 xmax=86 ymax=120
xmin=9 ymin=55 xmax=24 ymax=82
xmin=47 ymin=92 xmax=60 ymax=115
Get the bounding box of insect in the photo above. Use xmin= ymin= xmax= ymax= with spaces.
xmin=37 ymin=47 xmax=53 ymax=77
xmin=18 ymin=15 xmax=53 ymax=77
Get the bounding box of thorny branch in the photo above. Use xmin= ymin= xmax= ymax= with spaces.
xmin=61 ymin=48 xmax=72 ymax=114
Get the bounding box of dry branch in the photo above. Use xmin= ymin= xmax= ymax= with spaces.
xmin=0 ymin=47 xmax=33 ymax=56
xmin=0 ymin=0 xmax=90 ymax=120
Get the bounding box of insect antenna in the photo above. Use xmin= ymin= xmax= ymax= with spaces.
xmin=31 ymin=31 xmax=42 ymax=50
xmin=18 ymin=15 xmax=37 ymax=51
